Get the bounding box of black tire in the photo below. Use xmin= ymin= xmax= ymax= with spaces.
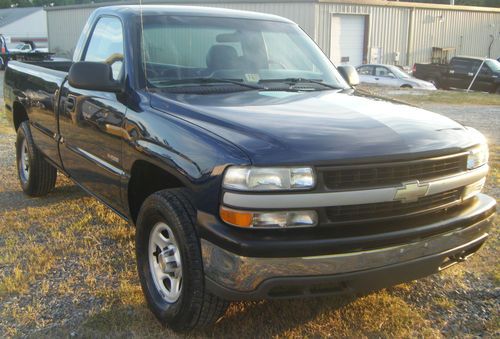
xmin=400 ymin=84 xmax=412 ymax=89
xmin=16 ymin=121 xmax=57 ymax=196
xmin=136 ymin=188 xmax=228 ymax=331
xmin=426 ymin=78 xmax=440 ymax=89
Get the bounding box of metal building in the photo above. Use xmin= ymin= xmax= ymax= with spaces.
xmin=0 ymin=7 xmax=48 ymax=48
xmin=46 ymin=0 xmax=500 ymax=66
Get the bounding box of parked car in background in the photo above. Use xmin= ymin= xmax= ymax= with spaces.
xmin=356 ymin=64 xmax=436 ymax=89
xmin=8 ymin=42 xmax=34 ymax=53
xmin=413 ymin=56 xmax=500 ymax=94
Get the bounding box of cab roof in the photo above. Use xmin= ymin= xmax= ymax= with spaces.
xmin=94 ymin=5 xmax=295 ymax=24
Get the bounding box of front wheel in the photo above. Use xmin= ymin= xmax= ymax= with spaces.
xmin=135 ymin=188 xmax=228 ymax=331
xmin=16 ymin=121 xmax=57 ymax=196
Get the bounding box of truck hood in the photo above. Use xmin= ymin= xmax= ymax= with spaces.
xmin=151 ymin=89 xmax=482 ymax=165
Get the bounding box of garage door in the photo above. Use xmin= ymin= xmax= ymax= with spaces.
xmin=330 ymin=15 xmax=365 ymax=66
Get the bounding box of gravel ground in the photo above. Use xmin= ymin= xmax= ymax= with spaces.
xmin=0 ymin=86 xmax=498 ymax=337
xmin=423 ymin=104 xmax=500 ymax=146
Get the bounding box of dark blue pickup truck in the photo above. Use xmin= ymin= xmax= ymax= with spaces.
xmin=3 ymin=5 xmax=496 ymax=331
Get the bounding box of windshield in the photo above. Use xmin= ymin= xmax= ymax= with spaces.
xmin=389 ymin=66 xmax=411 ymax=79
xmin=485 ymin=59 xmax=500 ymax=73
xmin=141 ymin=15 xmax=348 ymax=92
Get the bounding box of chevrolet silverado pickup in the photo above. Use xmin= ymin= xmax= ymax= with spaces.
xmin=413 ymin=56 xmax=500 ymax=93
xmin=3 ymin=5 xmax=496 ymax=331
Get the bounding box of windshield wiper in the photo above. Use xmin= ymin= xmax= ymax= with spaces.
xmin=259 ymin=78 xmax=342 ymax=90
xmin=154 ymin=77 xmax=266 ymax=90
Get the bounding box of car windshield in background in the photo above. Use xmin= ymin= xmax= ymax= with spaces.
xmin=389 ymin=66 xmax=411 ymax=79
xmin=485 ymin=59 xmax=500 ymax=73
xmin=142 ymin=15 xmax=348 ymax=92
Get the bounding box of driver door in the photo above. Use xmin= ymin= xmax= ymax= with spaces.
xmin=58 ymin=16 xmax=128 ymax=213
xmin=374 ymin=66 xmax=399 ymax=87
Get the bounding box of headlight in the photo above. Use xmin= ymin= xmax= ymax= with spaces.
xmin=467 ymin=144 xmax=489 ymax=170
xmin=223 ymin=166 xmax=315 ymax=191
xmin=220 ymin=206 xmax=318 ymax=228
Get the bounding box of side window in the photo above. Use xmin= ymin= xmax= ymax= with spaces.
xmin=480 ymin=65 xmax=491 ymax=76
xmin=84 ymin=17 xmax=124 ymax=80
xmin=451 ymin=59 xmax=470 ymax=74
xmin=470 ymin=61 xmax=482 ymax=74
xmin=357 ymin=66 xmax=373 ymax=75
xmin=375 ymin=66 xmax=394 ymax=77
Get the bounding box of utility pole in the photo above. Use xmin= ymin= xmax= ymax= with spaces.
xmin=450 ymin=0 xmax=455 ymax=5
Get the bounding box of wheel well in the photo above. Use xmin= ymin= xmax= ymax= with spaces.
xmin=400 ymin=84 xmax=412 ymax=88
xmin=128 ymin=160 xmax=185 ymax=223
xmin=13 ymin=102 xmax=28 ymax=132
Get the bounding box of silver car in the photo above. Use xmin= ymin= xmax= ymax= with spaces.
xmin=356 ymin=64 xmax=436 ymax=90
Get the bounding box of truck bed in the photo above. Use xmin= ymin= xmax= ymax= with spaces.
xmin=23 ymin=60 xmax=73 ymax=73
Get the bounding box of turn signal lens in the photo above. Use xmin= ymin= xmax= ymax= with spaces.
xmin=220 ymin=206 xmax=318 ymax=228
xmin=219 ymin=207 xmax=253 ymax=228
xmin=462 ymin=178 xmax=486 ymax=200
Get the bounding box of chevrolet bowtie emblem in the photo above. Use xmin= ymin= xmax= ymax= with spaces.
xmin=394 ymin=180 xmax=430 ymax=203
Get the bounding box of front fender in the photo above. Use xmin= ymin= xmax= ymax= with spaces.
xmin=122 ymin=104 xmax=251 ymax=216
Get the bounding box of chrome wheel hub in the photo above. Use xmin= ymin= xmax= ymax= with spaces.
xmin=148 ymin=222 xmax=182 ymax=303
xmin=20 ymin=139 xmax=29 ymax=181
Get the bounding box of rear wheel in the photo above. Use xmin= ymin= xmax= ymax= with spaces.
xmin=136 ymin=188 xmax=228 ymax=331
xmin=426 ymin=78 xmax=439 ymax=89
xmin=16 ymin=121 xmax=57 ymax=196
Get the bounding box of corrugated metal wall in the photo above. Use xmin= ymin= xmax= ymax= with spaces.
xmin=411 ymin=9 xmax=500 ymax=64
xmin=47 ymin=7 xmax=95 ymax=57
xmin=46 ymin=1 xmax=500 ymax=65
xmin=46 ymin=2 xmax=314 ymax=59
xmin=315 ymin=3 xmax=500 ymax=65
xmin=315 ymin=4 xmax=410 ymax=64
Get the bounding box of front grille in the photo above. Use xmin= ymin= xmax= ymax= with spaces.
xmin=322 ymin=154 xmax=467 ymax=190
xmin=325 ymin=188 xmax=463 ymax=223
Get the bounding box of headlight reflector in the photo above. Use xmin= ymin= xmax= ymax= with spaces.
xmin=223 ymin=166 xmax=315 ymax=191
xmin=220 ymin=206 xmax=318 ymax=228
xmin=467 ymin=144 xmax=489 ymax=170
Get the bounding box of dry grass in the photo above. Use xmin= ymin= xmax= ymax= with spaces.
xmin=0 ymin=96 xmax=498 ymax=338
xmin=0 ymin=108 xmax=13 ymax=135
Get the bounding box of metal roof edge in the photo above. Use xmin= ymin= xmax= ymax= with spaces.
xmin=43 ymin=0 xmax=500 ymax=13
xmin=317 ymin=0 xmax=500 ymax=13
xmin=44 ymin=0 xmax=316 ymax=12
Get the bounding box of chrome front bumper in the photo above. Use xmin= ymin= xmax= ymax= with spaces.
xmin=201 ymin=200 xmax=495 ymax=298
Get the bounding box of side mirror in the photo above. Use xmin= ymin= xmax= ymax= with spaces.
xmin=68 ymin=61 xmax=122 ymax=92
xmin=337 ymin=65 xmax=360 ymax=87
